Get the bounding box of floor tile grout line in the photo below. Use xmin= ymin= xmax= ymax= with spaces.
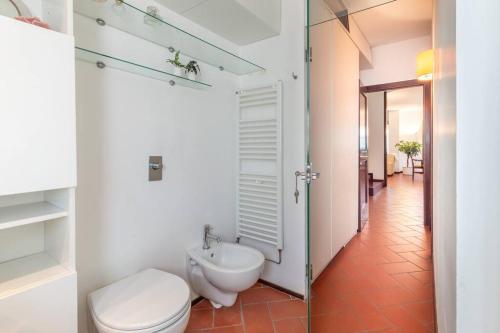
xmin=239 ymin=298 xmax=247 ymax=333
xmin=211 ymin=306 xmax=215 ymax=329
xmin=266 ymin=301 xmax=278 ymax=333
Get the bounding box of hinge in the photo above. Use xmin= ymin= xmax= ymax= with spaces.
xmin=306 ymin=264 xmax=313 ymax=279
xmin=305 ymin=47 xmax=312 ymax=63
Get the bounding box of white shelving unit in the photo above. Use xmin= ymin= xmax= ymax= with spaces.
xmin=0 ymin=252 xmax=72 ymax=299
xmin=0 ymin=202 xmax=67 ymax=231
xmin=0 ymin=189 xmax=77 ymax=331
xmin=0 ymin=0 xmax=77 ymax=330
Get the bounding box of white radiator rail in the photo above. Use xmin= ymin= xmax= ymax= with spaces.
xmin=237 ymin=82 xmax=283 ymax=249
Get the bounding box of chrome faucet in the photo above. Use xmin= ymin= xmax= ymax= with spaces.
xmin=203 ymin=224 xmax=222 ymax=250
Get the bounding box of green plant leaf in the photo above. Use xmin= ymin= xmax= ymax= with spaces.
xmin=395 ymin=140 xmax=423 ymax=167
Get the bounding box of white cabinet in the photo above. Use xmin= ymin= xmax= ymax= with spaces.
xmin=0 ymin=188 xmax=76 ymax=332
xmin=0 ymin=17 xmax=76 ymax=196
xmin=0 ymin=12 xmax=77 ymax=333
xmin=0 ymin=272 xmax=77 ymax=332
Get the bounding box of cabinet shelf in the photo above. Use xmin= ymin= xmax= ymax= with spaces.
xmin=76 ymin=47 xmax=212 ymax=89
xmin=0 ymin=202 xmax=67 ymax=231
xmin=74 ymin=0 xmax=265 ymax=75
xmin=0 ymin=252 xmax=72 ymax=299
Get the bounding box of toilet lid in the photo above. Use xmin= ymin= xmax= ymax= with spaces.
xmin=88 ymin=269 xmax=190 ymax=331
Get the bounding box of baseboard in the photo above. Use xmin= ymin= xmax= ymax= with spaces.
xmin=191 ymin=296 xmax=205 ymax=306
xmin=369 ymin=179 xmax=384 ymax=196
xmin=191 ymin=281 xmax=304 ymax=307
xmin=259 ymin=279 xmax=304 ymax=300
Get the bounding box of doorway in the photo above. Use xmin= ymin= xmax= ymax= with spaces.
xmin=359 ymin=92 xmax=369 ymax=231
xmin=361 ymin=80 xmax=432 ymax=227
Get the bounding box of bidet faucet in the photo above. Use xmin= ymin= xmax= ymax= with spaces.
xmin=203 ymin=224 xmax=222 ymax=250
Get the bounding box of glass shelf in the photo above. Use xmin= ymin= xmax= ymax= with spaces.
xmin=75 ymin=47 xmax=212 ymax=89
xmin=74 ymin=0 xmax=265 ymax=75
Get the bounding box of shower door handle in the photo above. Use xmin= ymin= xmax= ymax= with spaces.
xmin=296 ymin=163 xmax=320 ymax=184
xmin=294 ymin=163 xmax=320 ymax=204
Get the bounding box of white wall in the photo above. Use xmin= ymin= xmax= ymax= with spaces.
xmin=456 ymin=0 xmax=500 ymax=331
xmin=236 ymin=0 xmax=306 ymax=295
xmin=74 ymin=1 xmax=240 ymax=332
xmin=398 ymin=110 xmax=423 ymax=143
xmin=361 ymin=35 xmax=432 ymax=86
xmin=434 ymin=0 xmax=500 ymax=332
xmin=387 ymin=110 xmax=400 ymax=172
xmin=366 ymin=92 xmax=385 ymax=180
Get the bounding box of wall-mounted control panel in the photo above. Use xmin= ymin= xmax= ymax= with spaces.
xmin=149 ymin=156 xmax=163 ymax=181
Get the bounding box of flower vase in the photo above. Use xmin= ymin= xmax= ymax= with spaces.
xmin=173 ymin=66 xmax=183 ymax=77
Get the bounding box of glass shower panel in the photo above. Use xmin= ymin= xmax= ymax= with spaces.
xmin=306 ymin=0 xmax=400 ymax=332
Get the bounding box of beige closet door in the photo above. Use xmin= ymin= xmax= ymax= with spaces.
xmin=330 ymin=21 xmax=360 ymax=256
xmin=310 ymin=21 xmax=334 ymax=280
xmin=310 ymin=20 xmax=360 ymax=280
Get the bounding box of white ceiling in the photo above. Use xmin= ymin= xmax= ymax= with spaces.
xmin=156 ymin=0 xmax=281 ymax=45
xmin=310 ymin=0 xmax=432 ymax=46
xmin=351 ymin=0 xmax=432 ymax=46
xmin=386 ymin=86 xmax=423 ymax=112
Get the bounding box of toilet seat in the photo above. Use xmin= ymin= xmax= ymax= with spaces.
xmin=88 ymin=269 xmax=191 ymax=333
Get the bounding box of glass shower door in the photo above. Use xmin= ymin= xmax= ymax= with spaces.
xmin=305 ymin=1 xmax=401 ymax=332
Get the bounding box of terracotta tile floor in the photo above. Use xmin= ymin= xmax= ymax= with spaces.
xmin=186 ymin=174 xmax=435 ymax=333
xmin=186 ymin=282 xmax=307 ymax=333
xmin=311 ymin=173 xmax=435 ymax=332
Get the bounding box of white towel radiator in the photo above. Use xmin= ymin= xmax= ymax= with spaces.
xmin=236 ymin=82 xmax=283 ymax=250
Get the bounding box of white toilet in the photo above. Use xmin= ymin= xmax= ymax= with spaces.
xmin=88 ymin=269 xmax=191 ymax=333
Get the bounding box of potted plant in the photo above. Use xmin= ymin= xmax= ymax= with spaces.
xmin=167 ymin=50 xmax=184 ymax=76
xmin=184 ymin=60 xmax=200 ymax=81
xmin=395 ymin=140 xmax=423 ymax=175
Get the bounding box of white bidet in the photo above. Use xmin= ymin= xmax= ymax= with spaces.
xmin=187 ymin=242 xmax=265 ymax=308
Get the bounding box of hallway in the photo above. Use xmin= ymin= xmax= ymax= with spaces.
xmin=311 ymin=174 xmax=435 ymax=332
